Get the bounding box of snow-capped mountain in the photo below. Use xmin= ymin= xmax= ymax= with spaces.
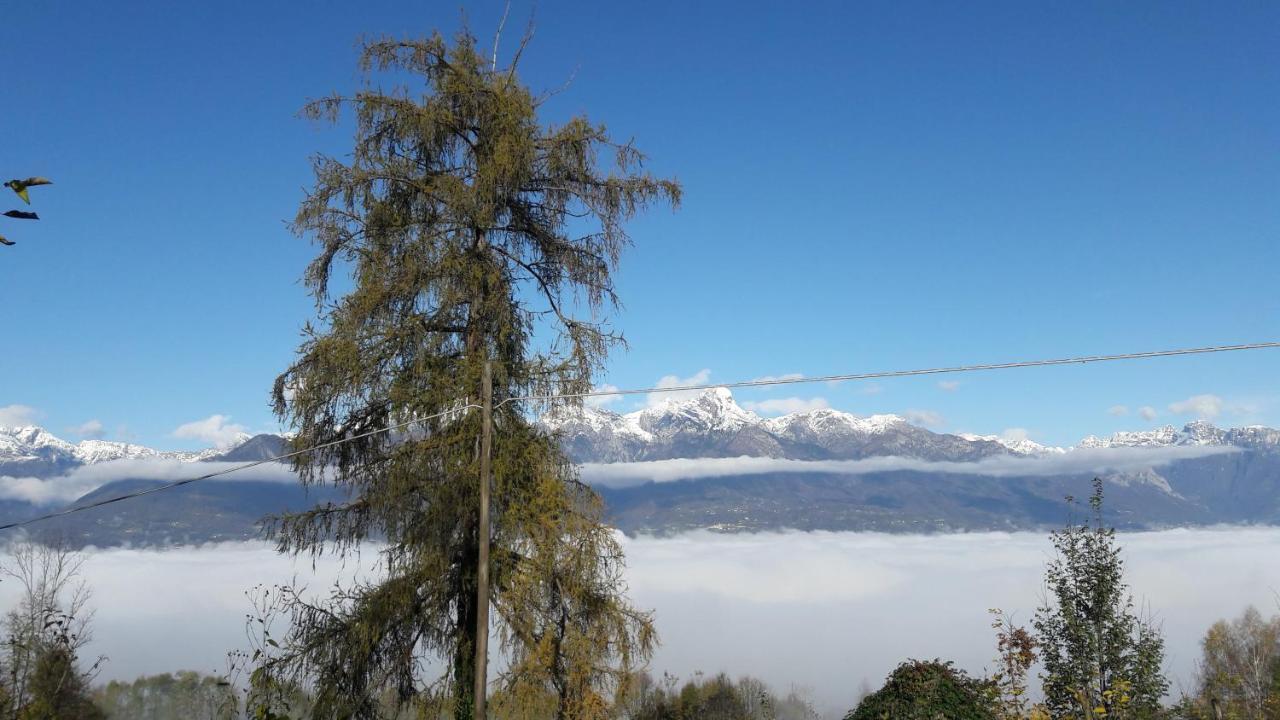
xmin=5 ymin=392 xmax=1280 ymax=545
xmin=545 ymin=387 xmax=1279 ymax=465
xmin=958 ymin=433 xmax=1066 ymax=457
xmin=1077 ymin=421 xmax=1280 ymax=451
xmin=547 ymin=388 xmax=1015 ymax=463
xmin=0 ymin=425 xmax=255 ymax=476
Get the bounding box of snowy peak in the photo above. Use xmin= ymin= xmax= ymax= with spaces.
xmin=958 ymin=433 xmax=1065 ymax=457
xmin=0 ymin=425 xmax=262 ymax=475
xmin=546 ymin=389 xmax=1008 ymax=463
xmin=72 ymin=439 xmax=161 ymax=464
xmin=636 ymin=387 xmax=761 ymax=434
xmin=1078 ymin=421 xmax=1236 ymax=449
xmin=545 ymin=389 xmax=1280 ymax=465
xmin=764 ymin=408 xmax=906 ymax=441
xmin=0 ymin=425 xmax=76 ymax=457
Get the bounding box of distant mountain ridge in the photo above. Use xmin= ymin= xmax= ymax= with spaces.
xmin=543 ymin=387 xmax=1277 ymax=463
xmin=4 ymin=392 xmax=1280 ymax=546
xmin=0 ymin=425 xmax=262 ymax=477
xmin=4 ymin=391 xmax=1279 ymax=474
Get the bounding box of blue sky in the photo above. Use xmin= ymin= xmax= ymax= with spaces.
xmin=1 ymin=1 xmax=1277 ymax=449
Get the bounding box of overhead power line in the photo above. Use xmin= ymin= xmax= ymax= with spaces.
xmin=1 ymin=340 xmax=1277 ymax=532
xmin=503 ymin=341 xmax=1280 ymax=406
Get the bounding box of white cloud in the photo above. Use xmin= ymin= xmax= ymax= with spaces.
xmin=585 ymin=384 xmax=622 ymax=408
xmin=1108 ymin=405 xmax=1130 ymax=417
xmin=0 ymin=404 xmax=39 ymax=427
xmin=1000 ymin=428 xmax=1030 ymax=442
xmin=0 ymin=458 xmax=302 ymax=505
xmin=12 ymin=529 xmax=1280 ymax=715
xmin=903 ymin=409 xmax=944 ymax=427
xmin=938 ymin=381 xmax=961 ymax=392
xmin=1138 ymin=406 xmax=1159 ymax=421
xmin=579 ymin=444 xmax=1237 ymax=488
xmin=1169 ymin=394 xmax=1224 ymax=420
xmin=646 ymin=369 xmax=712 ymax=408
xmin=68 ymin=419 xmax=106 ymax=439
xmin=750 ymin=373 xmax=805 ymax=384
xmin=618 ymin=527 xmax=1280 ymax=712
xmin=742 ymin=397 xmax=830 ymax=416
xmin=172 ymin=414 xmax=248 ymax=446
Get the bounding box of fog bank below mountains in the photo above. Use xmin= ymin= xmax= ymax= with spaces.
xmin=0 ymin=528 xmax=1276 ymax=715
xmin=580 ymin=444 xmax=1236 ymax=487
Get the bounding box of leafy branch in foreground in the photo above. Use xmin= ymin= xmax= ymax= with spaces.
xmin=1 ymin=176 xmax=52 ymax=246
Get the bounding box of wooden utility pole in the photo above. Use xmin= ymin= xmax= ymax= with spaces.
xmin=474 ymin=359 xmax=493 ymax=720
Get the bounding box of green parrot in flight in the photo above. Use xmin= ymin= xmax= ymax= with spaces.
xmin=4 ymin=177 xmax=53 ymax=204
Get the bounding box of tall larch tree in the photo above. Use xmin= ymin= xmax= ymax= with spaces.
xmin=264 ymin=28 xmax=680 ymax=720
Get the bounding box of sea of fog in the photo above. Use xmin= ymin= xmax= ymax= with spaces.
xmin=1 ymin=528 xmax=1276 ymax=716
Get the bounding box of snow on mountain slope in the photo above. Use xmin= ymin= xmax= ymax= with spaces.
xmin=1076 ymin=421 xmax=1278 ymax=450
xmin=635 ymin=387 xmax=761 ymax=434
xmin=957 ymin=433 xmax=1066 ymax=457
xmin=0 ymin=426 xmax=257 ymax=477
xmin=6 ymin=393 xmax=1279 ymax=478
xmin=0 ymin=426 xmax=76 ymax=458
xmin=763 ymin=408 xmax=906 ymax=441
xmin=72 ymin=439 xmax=161 ymax=464
xmin=548 ymin=389 xmax=1012 ymax=463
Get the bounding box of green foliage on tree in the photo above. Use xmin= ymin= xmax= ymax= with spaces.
xmin=1034 ymin=479 xmax=1168 ymax=720
xmin=1167 ymin=606 xmax=1280 ymax=720
xmin=988 ymin=609 xmax=1043 ymax=720
xmin=844 ymin=659 xmax=997 ymax=720
xmin=261 ymin=26 xmax=678 ymax=720
xmin=93 ymin=672 xmax=238 ymax=720
xmin=19 ymin=644 xmax=104 ymax=720
xmin=612 ymin=672 xmax=818 ymax=720
xmin=0 ymin=543 xmax=105 ymax=720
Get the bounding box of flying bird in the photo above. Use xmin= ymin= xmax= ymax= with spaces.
xmin=3 ymin=177 xmax=53 ymax=204
xmin=3 ymin=210 xmax=38 ymax=220
xmin=0 ymin=235 xmax=14 ymax=246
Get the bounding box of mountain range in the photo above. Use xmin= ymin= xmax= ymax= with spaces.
xmin=2 ymin=389 xmax=1279 ymax=546
xmin=545 ymin=387 xmax=1279 ymax=462
xmin=0 ymin=425 xmax=255 ymax=477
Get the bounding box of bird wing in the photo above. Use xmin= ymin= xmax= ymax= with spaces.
xmin=0 ymin=235 xmax=14 ymax=246
xmin=21 ymin=177 xmax=52 ymax=186
xmin=3 ymin=210 xmax=39 ymax=220
xmin=11 ymin=187 xmax=30 ymax=204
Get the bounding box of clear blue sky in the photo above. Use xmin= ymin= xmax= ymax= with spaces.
xmin=2 ymin=1 xmax=1277 ymax=449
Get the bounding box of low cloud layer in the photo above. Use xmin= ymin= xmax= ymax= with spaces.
xmin=0 ymin=528 xmax=1274 ymax=716
xmin=2 ymin=441 xmax=1242 ymax=507
xmin=580 ymin=445 xmax=1238 ymax=488
xmin=0 ymin=458 xmax=301 ymax=505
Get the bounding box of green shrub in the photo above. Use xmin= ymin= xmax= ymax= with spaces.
xmin=845 ymin=659 xmax=996 ymax=720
